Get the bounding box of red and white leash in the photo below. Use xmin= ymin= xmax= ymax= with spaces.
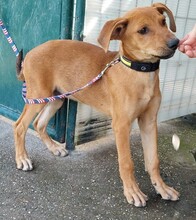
xmin=0 ymin=19 xmax=20 ymax=56
xmin=22 ymin=58 xmax=120 ymax=104
xmin=0 ymin=18 xmax=120 ymax=104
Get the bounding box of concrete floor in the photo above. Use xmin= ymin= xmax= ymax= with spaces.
xmin=0 ymin=115 xmax=195 ymax=220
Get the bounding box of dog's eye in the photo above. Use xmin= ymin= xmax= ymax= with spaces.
xmin=138 ymin=27 xmax=149 ymax=35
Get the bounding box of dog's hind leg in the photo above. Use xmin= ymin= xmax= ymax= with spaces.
xmin=14 ymin=103 xmax=46 ymax=171
xmin=33 ymin=99 xmax=68 ymax=157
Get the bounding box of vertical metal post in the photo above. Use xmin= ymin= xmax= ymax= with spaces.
xmin=60 ymin=0 xmax=74 ymax=39
xmin=66 ymin=0 xmax=86 ymax=150
xmin=55 ymin=0 xmax=74 ymax=143
xmin=73 ymin=0 xmax=86 ymax=41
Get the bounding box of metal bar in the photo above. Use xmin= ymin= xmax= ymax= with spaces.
xmin=60 ymin=0 xmax=74 ymax=39
xmin=55 ymin=0 xmax=75 ymax=143
xmin=66 ymin=100 xmax=78 ymax=150
xmin=73 ymin=0 xmax=86 ymax=41
xmin=66 ymin=0 xmax=86 ymax=150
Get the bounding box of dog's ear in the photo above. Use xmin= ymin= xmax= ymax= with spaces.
xmin=98 ymin=18 xmax=128 ymax=52
xmin=152 ymin=3 xmax=176 ymax=32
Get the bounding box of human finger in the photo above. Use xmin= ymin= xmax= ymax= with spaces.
xmin=185 ymin=50 xmax=194 ymax=58
xmin=179 ymin=35 xmax=189 ymax=45
xmin=178 ymin=44 xmax=185 ymax=53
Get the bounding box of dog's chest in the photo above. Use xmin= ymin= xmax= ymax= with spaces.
xmin=132 ymin=71 xmax=159 ymax=108
xmin=141 ymin=72 xmax=156 ymax=100
xmin=107 ymin=68 xmax=159 ymax=111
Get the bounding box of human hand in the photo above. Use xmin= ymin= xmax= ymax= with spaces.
xmin=178 ymin=25 xmax=196 ymax=58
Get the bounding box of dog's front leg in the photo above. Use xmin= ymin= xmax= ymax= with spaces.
xmin=138 ymin=106 xmax=180 ymax=201
xmin=112 ymin=115 xmax=148 ymax=207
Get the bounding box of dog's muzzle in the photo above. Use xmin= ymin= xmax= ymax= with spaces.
xmin=156 ymin=38 xmax=179 ymax=59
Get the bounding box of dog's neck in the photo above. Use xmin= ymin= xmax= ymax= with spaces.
xmin=120 ymin=55 xmax=160 ymax=73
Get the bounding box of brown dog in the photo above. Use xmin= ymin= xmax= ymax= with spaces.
xmin=14 ymin=3 xmax=180 ymax=207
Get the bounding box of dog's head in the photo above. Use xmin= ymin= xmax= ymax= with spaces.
xmin=98 ymin=3 xmax=179 ymax=62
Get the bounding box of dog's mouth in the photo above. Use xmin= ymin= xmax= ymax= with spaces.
xmin=154 ymin=39 xmax=179 ymax=60
xmin=154 ymin=49 xmax=176 ymax=60
xmin=155 ymin=52 xmax=175 ymax=59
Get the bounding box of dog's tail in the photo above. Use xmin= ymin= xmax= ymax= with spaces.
xmin=16 ymin=49 xmax=25 ymax=81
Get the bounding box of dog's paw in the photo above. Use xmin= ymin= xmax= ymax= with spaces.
xmin=124 ymin=185 xmax=148 ymax=207
xmin=49 ymin=142 xmax=68 ymax=157
xmin=153 ymin=181 xmax=180 ymax=201
xmin=16 ymin=157 xmax=33 ymax=171
xmin=52 ymin=147 xmax=68 ymax=157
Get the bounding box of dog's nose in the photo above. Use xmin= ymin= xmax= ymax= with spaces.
xmin=167 ymin=38 xmax=179 ymax=50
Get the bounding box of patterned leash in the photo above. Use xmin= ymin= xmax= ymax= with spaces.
xmin=22 ymin=58 xmax=120 ymax=104
xmin=0 ymin=18 xmax=120 ymax=104
xmin=0 ymin=19 xmax=19 ymax=56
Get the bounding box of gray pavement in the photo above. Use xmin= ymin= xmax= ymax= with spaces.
xmin=0 ymin=115 xmax=195 ymax=220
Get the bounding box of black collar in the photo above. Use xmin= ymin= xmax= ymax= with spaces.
xmin=120 ymin=56 xmax=160 ymax=72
